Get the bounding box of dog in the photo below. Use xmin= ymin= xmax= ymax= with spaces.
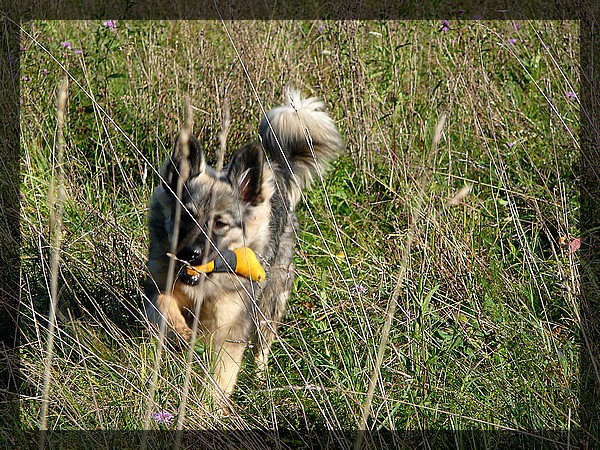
xmin=144 ymin=88 xmax=342 ymax=402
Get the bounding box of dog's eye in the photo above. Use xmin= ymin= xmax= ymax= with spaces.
xmin=213 ymin=218 xmax=229 ymax=230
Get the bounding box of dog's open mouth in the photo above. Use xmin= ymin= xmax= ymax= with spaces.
xmin=174 ymin=248 xmax=219 ymax=286
xmin=178 ymin=264 xmax=201 ymax=285
xmin=176 ymin=251 xmax=219 ymax=286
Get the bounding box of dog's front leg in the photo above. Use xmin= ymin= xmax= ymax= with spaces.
xmin=154 ymin=293 xmax=193 ymax=341
xmin=209 ymin=338 xmax=247 ymax=402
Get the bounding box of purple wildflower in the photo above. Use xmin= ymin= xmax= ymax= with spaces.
xmin=440 ymin=20 xmax=451 ymax=33
xmin=317 ymin=24 xmax=325 ymax=34
xmin=507 ymin=38 xmax=517 ymax=45
xmin=352 ymin=284 xmax=368 ymax=295
xmin=103 ymin=20 xmax=116 ymax=30
xmin=41 ymin=69 xmax=49 ymax=76
xmin=457 ymin=9 xmax=465 ymax=14
xmin=506 ymin=141 xmax=516 ymax=149
xmin=73 ymin=49 xmax=83 ymax=55
xmin=21 ymin=75 xmax=29 ymax=82
xmin=62 ymin=41 xmax=71 ymax=49
xmin=566 ymin=91 xmax=577 ymax=100
xmin=513 ymin=22 xmax=520 ymax=30
xmin=152 ymin=410 xmax=174 ymax=425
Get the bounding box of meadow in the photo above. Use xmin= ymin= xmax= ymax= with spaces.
xmin=13 ymin=19 xmax=583 ymax=448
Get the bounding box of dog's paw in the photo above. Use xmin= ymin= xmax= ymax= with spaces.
xmin=165 ymin=325 xmax=194 ymax=349
xmin=178 ymin=326 xmax=193 ymax=342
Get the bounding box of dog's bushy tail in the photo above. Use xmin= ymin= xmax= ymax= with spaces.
xmin=259 ymin=88 xmax=343 ymax=204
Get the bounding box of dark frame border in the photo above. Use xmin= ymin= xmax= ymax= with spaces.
xmin=1 ymin=1 xmax=597 ymax=447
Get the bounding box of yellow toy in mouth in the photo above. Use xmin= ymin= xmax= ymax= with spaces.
xmin=185 ymin=247 xmax=266 ymax=282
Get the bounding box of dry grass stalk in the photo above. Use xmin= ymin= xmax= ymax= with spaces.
xmin=39 ymin=74 xmax=68 ymax=446
xmin=141 ymin=98 xmax=193 ymax=442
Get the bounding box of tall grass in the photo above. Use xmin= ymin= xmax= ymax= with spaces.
xmin=15 ymin=19 xmax=583 ymax=448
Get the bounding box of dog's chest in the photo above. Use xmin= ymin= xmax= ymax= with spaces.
xmin=180 ymin=276 xmax=257 ymax=338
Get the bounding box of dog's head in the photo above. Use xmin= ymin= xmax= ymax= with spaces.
xmin=157 ymin=133 xmax=273 ymax=285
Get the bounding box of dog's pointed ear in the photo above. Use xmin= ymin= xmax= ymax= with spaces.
xmin=227 ymin=143 xmax=266 ymax=206
xmin=161 ymin=133 xmax=205 ymax=192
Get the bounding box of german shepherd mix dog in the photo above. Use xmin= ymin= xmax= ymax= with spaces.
xmin=145 ymin=88 xmax=342 ymax=402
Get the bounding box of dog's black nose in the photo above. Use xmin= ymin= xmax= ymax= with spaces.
xmin=177 ymin=246 xmax=203 ymax=264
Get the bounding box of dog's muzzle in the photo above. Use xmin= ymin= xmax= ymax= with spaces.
xmin=178 ymin=265 xmax=201 ymax=285
xmin=175 ymin=246 xmax=216 ymax=285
